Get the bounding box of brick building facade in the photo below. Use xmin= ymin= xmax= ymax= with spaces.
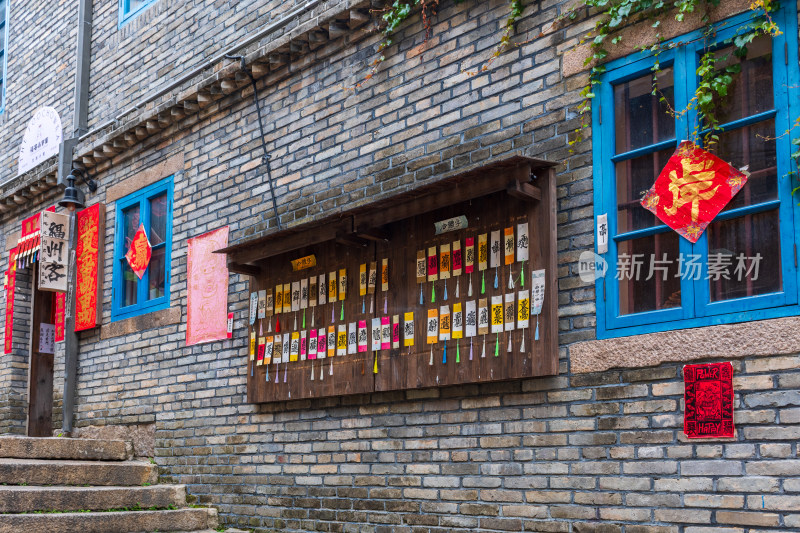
xmin=1 ymin=0 xmax=800 ymax=531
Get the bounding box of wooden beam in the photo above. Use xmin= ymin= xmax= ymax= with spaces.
xmin=354 ymin=226 xmax=390 ymax=242
xmin=507 ymin=180 xmax=541 ymax=202
xmin=227 ymin=262 xmax=262 ymax=276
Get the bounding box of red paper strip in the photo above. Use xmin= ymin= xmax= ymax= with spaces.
xmin=75 ymin=203 xmax=105 ymax=332
xmin=4 ymin=248 xmax=17 ymax=354
xmin=684 ymin=361 xmax=734 ymax=438
xmin=54 ymin=293 xmax=66 ymax=342
xmin=641 ymin=141 xmax=748 ymax=243
xmin=186 ymin=227 xmax=230 ymax=346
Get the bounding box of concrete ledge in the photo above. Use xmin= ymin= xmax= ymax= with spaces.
xmin=0 ymin=458 xmax=157 ymax=486
xmin=0 ymin=436 xmax=129 ymax=461
xmin=570 ymin=316 xmax=800 ymax=374
xmin=0 ymin=484 xmax=186 ymax=513
xmin=100 ymin=307 xmax=181 ymax=340
xmin=0 ymin=508 xmax=217 ymax=533
xmin=105 ymin=152 xmax=184 ymax=203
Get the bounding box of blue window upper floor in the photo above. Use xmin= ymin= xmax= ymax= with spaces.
xmin=119 ymin=0 xmax=157 ymax=27
xmin=0 ymin=0 xmax=9 ymax=114
xmin=592 ymin=4 xmax=800 ymax=339
xmin=111 ymin=176 xmax=173 ymax=322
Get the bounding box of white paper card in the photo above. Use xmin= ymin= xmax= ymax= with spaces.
xmin=371 ymin=318 xmax=382 ymax=351
xmin=490 ymin=230 xmax=501 ymax=268
xmin=516 ymin=221 xmax=529 ymax=262
xmin=348 ymin=322 xmax=357 ymax=354
xmin=465 ymin=300 xmax=477 ymax=338
xmin=532 ymin=269 xmax=546 ymax=315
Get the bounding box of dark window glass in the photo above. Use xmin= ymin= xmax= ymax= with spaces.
xmin=616 ymin=148 xmax=674 ymax=232
xmin=614 ymin=68 xmax=675 ymax=154
xmin=618 ymin=232 xmax=682 ymax=315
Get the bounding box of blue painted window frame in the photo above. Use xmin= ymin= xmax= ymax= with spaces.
xmin=111 ymin=176 xmax=173 ymax=322
xmin=0 ymin=0 xmax=9 ymax=114
xmin=119 ymin=0 xmax=157 ymax=27
xmin=593 ymin=5 xmax=800 ymax=339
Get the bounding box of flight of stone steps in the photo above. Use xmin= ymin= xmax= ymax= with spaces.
xmin=0 ymin=435 xmax=225 ymax=533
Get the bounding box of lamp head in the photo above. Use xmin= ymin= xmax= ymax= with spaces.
xmin=58 ymin=172 xmax=86 ymax=212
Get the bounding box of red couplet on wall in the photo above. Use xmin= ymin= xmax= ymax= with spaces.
xmin=683 ymin=361 xmax=735 ymax=438
xmin=4 ymin=248 xmax=17 ymax=354
xmin=54 ymin=293 xmax=66 ymax=341
xmin=75 ymin=203 xmax=105 ymax=332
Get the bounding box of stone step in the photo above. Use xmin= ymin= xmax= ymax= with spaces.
xmin=0 ymin=458 xmax=156 ymax=486
xmin=0 ymin=507 xmax=218 ymax=533
xmin=0 ymin=484 xmax=186 ymax=513
xmin=0 ymin=436 xmax=130 ymax=461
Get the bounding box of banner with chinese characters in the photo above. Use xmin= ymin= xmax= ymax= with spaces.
xmin=75 ymin=203 xmax=105 ymax=331
xmin=186 ymin=227 xmax=230 ymax=346
xmin=38 ymin=211 xmax=70 ymax=292
xmin=4 ymin=247 xmax=18 ymax=354
xmin=54 ymin=293 xmax=66 ymax=342
xmin=684 ymin=361 xmax=734 ymax=438
xmin=641 ymin=141 xmax=749 ymax=243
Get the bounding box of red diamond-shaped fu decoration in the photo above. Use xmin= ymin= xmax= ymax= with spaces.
xmin=640 ymin=141 xmax=749 ymax=243
xmin=125 ymin=224 xmax=152 ymax=280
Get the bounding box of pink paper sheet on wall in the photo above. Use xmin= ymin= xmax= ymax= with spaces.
xmin=186 ymin=226 xmax=230 ymax=346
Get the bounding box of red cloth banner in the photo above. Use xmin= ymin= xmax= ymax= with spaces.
xmin=186 ymin=226 xmax=230 ymax=346
xmin=4 ymin=247 xmax=17 ymax=354
xmin=684 ymin=361 xmax=734 ymax=438
xmin=641 ymin=141 xmax=748 ymax=243
xmin=125 ymin=224 xmax=152 ymax=279
xmin=75 ymin=204 xmax=105 ymax=331
xmin=54 ymin=293 xmax=66 ymax=342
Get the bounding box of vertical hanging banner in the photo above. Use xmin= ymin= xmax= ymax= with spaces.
xmin=358 ymin=320 xmax=368 ymax=352
xmin=4 ymin=248 xmax=17 ymax=354
xmin=478 ymin=298 xmax=489 ymax=335
xmin=359 ymin=264 xmax=367 ymax=296
xmin=380 ymin=316 xmax=391 ymax=350
xmin=504 ymin=293 xmax=515 ymax=331
xmin=684 ymin=362 xmax=735 ymax=438
xmin=291 ymin=281 xmax=301 ymax=312
xmin=371 ymin=318 xmax=382 ymax=351
xmin=490 ymin=296 xmax=503 ymax=333
xmin=516 ymin=221 xmax=529 ymax=262
xmin=427 ymin=247 xmax=438 ymax=282
xmin=309 ymin=277 xmax=318 ymax=307
xmin=328 ymin=271 xmax=337 ymax=302
xmin=531 ymin=270 xmax=546 ymax=315
xmin=490 ymin=230 xmax=501 ymax=268
xmin=265 ymin=289 xmax=273 ymax=317
xmin=403 ymin=312 xmax=415 ymax=347
xmin=265 ymin=336 xmax=274 ymax=365
xmin=290 ymin=332 xmax=300 ymax=361
xmin=249 ymin=293 xmax=258 ymax=325
xmin=337 ymin=324 xmax=347 ymax=356
xmin=465 ymin=300 xmax=477 ymax=337
xmin=452 ymin=241 xmax=462 ymax=277
xmin=317 ymin=327 xmax=327 ymax=359
xmin=478 ymin=234 xmax=488 ymax=271
xmin=327 ymin=325 xmax=336 ymax=358
xmin=75 ymin=203 xmax=105 ymax=331
xmin=465 ymin=237 xmax=475 ymax=274
xmin=452 ymin=303 xmax=463 ymax=339
xmin=300 ymin=330 xmax=307 ymax=360
xmin=249 ymin=331 xmax=256 ymax=360
xmin=439 ymin=244 xmax=451 ymax=280
xmin=54 ymin=293 xmax=66 ymax=342
xmin=426 ymin=309 xmax=439 ymax=344
xmin=381 ymin=259 xmax=389 ymax=292
xmin=368 ymin=262 xmax=377 ymax=294
xmin=318 ymin=274 xmax=327 ymax=306
xmin=308 ymin=330 xmax=318 ymax=360
xmin=39 ymin=211 xmax=71 ymax=292
xmin=274 ymin=284 xmax=284 ymax=314
xmin=282 ymin=284 xmax=291 ymax=314
xmin=439 ymin=305 xmax=451 ymax=341
xmin=517 ymin=290 xmax=530 ymax=329
xmin=300 ymin=278 xmax=309 ymax=309
xmin=503 ymin=227 xmax=514 ymax=265
xmin=416 ymin=250 xmax=426 ymax=284
xmin=272 ymin=334 xmax=283 ymax=364
xmin=348 ymin=322 xmax=357 ymax=354
xmin=186 ymin=226 xmax=230 ymax=346
xmin=392 ymin=315 xmax=400 ymax=349
xmin=338 ymin=269 xmax=347 ymax=301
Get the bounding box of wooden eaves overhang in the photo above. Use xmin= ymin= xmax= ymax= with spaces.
xmin=216 ymin=155 xmax=556 ymax=275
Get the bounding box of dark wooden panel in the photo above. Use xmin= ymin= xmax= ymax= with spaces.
xmin=28 ymin=270 xmax=54 ymax=437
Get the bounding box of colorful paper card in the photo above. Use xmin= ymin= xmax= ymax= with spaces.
xmin=55 ymin=293 xmax=66 ymax=342
xmin=339 ymin=269 xmax=347 ymax=300
xmin=300 ymin=330 xmax=307 ymax=360
xmin=328 ymin=272 xmax=337 ymax=302
xmin=381 ymin=259 xmax=389 ymax=292
xmin=124 ymin=223 xmax=151 ymax=281
xmin=684 ymin=362 xmax=734 ymax=438
xmin=75 ymin=203 xmax=105 ymax=331
xmin=439 ymin=244 xmax=451 ymax=280
xmin=465 ymin=237 xmax=475 ymax=274
xmin=452 ymin=303 xmax=463 ymax=339
xmin=392 ymin=315 xmax=400 ymax=348
xmin=517 ymin=290 xmax=530 ymax=329
xmin=308 ymin=330 xmax=318 ymax=360
xmin=348 ymin=322 xmax=357 ymax=354
xmin=250 ymin=292 xmax=259 ymax=323
xmin=452 ymin=241 xmax=462 ymax=276
xmin=186 ymin=226 xmax=230 ymax=346
xmin=371 ymin=318 xmax=382 ymax=351
xmin=290 ymin=332 xmax=300 ymax=361
xmin=327 ymin=325 xmax=336 ymax=357
xmin=257 ymin=337 xmax=265 ymax=365
xmin=358 ymin=320 xmax=368 ymax=352
xmin=337 ymin=325 xmax=347 ymax=356
xmin=478 ymin=298 xmax=489 ymax=335
xmin=317 ymin=327 xmax=327 ymax=359
xmin=300 ymin=278 xmax=309 ymax=309
xmin=427 ymin=246 xmax=438 ymax=282
xmin=416 ymin=250 xmax=426 ymax=284
xmin=465 ymin=300 xmax=477 ymax=338
xmin=282 ymin=284 xmax=291 ymax=314
xmin=291 ymin=281 xmax=301 ymax=312
xmin=282 ymin=333 xmax=290 ymax=362
xmin=380 ymin=316 xmax=391 ymax=350
xmin=368 ymin=261 xmax=377 ymax=294
xmin=504 ymin=227 xmax=514 ymax=265
xmin=641 ymin=141 xmax=749 ymax=243
xmin=249 ymin=331 xmax=256 ymax=360
xmin=359 ymin=263 xmax=367 ymax=296
xmin=426 ymin=309 xmax=439 ymax=344
xmin=273 ymin=335 xmax=283 ymax=364
xmin=491 ymin=295 xmax=503 ymax=333
xmin=310 ymin=278 xmax=318 ymax=307
xmin=504 ymin=293 xmax=515 ymax=331
xmin=478 ymin=233 xmax=488 ymax=271
xmin=266 ymin=289 xmax=274 ymax=316
xmin=517 ymin=221 xmax=529 ymax=262
xmin=275 ymin=285 xmax=284 ymax=314
xmin=318 ymin=274 xmax=327 ymax=305
xmin=258 ymin=290 xmax=267 ymax=319
xmin=532 ymin=269 xmax=546 ymax=315
xmin=439 ymin=305 xmax=451 ymax=341
xmin=490 ymin=230 xmax=501 ymax=268
xmin=265 ymin=336 xmax=274 ymax=365
xmin=403 ymin=312 xmax=415 ymax=347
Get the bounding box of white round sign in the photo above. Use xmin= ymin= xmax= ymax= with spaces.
xmin=18 ymin=106 xmax=63 ymax=176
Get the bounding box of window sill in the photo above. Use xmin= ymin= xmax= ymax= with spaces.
xmin=570 ymin=315 xmax=800 ymax=374
xmin=100 ymin=307 xmax=180 ymax=340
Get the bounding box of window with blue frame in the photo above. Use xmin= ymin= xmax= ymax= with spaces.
xmin=0 ymin=0 xmax=8 ymax=113
xmin=593 ymin=5 xmax=799 ymax=338
xmin=111 ymin=176 xmax=173 ymax=321
xmin=119 ymin=0 xmax=156 ymax=26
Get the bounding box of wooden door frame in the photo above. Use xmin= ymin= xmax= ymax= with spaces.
xmin=25 ymin=267 xmax=54 ymax=437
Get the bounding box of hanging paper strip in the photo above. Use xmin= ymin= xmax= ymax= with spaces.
xmin=531 ymin=270 xmax=546 ymax=315
xmin=124 ymin=223 xmax=152 ymax=280
xmin=257 ymin=335 xmax=266 ymax=365
xmin=75 ymin=203 xmax=105 ymax=331
xmin=291 ymin=281 xmax=301 ymax=312
xmin=308 ymin=330 xmax=318 ymax=360
xmin=348 ymin=322 xmax=357 ymax=354
xmin=282 ymin=284 xmax=291 ymax=314
xmin=490 ymin=295 xmax=504 ymax=333
xmin=272 ymin=335 xmax=283 ymax=364
xmin=452 ymin=241 xmax=462 ymax=277
xmin=249 ymin=330 xmax=256 ymax=361
xmin=338 ymin=269 xmax=347 ymax=301
xmin=684 ymin=361 xmax=735 ymax=438
xmin=318 ymin=274 xmax=327 ymax=305
xmin=477 ymin=298 xmax=489 ymax=335
xmin=309 ymin=277 xmax=318 ymax=307
xmin=368 ymin=262 xmax=377 ymax=294
xmin=402 ymin=312 xmax=415 ymax=347
xmin=54 ymin=293 xmax=66 ymax=342
xmin=328 ymin=272 xmax=337 ymax=302
xmin=359 ymin=263 xmax=367 ymax=296
xmin=265 ymin=336 xmax=274 ymax=365
xmin=317 ymin=327 xmax=327 ymax=359
xmin=300 ymin=278 xmax=309 ymax=309
xmin=3 ymin=248 xmax=16 ymax=354
xmin=439 ymin=305 xmax=451 ymax=341
xmin=465 ymin=237 xmax=475 ymax=274
xmin=290 ymin=332 xmax=300 ymax=361
xmin=434 ymin=215 xmax=468 ymax=234
xmin=371 ymin=318 xmax=382 ymax=351
xmin=327 ymin=325 xmax=336 ymax=357
xmin=392 ymin=315 xmax=400 ymax=349
xmin=490 ymin=230 xmax=501 ymax=268
xmin=416 ymin=250 xmax=426 ymax=284
xmin=516 ymin=221 xmax=529 ymax=262
xmin=504 ymin=293 xmax=516 ymax=331
xmin=427 ymin=246 xmax=439 ymax=282
xmin=381 ymin=259 xmax=389 ymax=291
xmin=426 ymin=309 xmax=439 ymax=344
xmin=274 ymin=284 xmax=284 ymax=314
xmin=641 ymin=141 xmax=749 ymax=243
xmin=186 ymin=226 xmax=230 ymax=346
xmin=337 ymin=324 xmax=347 ymax=356
xmin=517 ymin=290 xmax=530 ymax=329
xmin=358 ymin=320 xmax=368 ymax=352
xmin=503 ymin=227 xmax=514 ymax=265
xmin=249 ymin=293 xmax=258 ymax=324
xmin=439 ymin=244 xmax=451 ymax=280
xmin=478 ymin=234 xmax=488 ymax=271
xmin=300 ymin=331 xmax=308 ymax=360
xmin=452 ymin=303 xmax=463 ymax=340
xmin=380 ymin=316 xmax=391 ymax=350
xmin=465 ymin=300 xmax=477 ymax=337
xmin=282 ymin=333 xmax=290 ymax=362
xmin=255 ymin=290 xmax=265 ymax=319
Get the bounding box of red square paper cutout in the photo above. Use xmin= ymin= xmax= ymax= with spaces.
xmin=125 ymin=224 xmax=152 ymax=280
xmin=641 ymin=141 xmax=748 ymax=243
xmin=684 ymin=361 xmax=734 ymax=438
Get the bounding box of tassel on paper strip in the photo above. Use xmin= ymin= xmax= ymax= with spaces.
xmin=340 ymin=303 xmax=344 ymax=322
xmin=294 ymin=314 xmax=297 ymax=331
xmin=383 ymin=296 xmax=388 ymax=315
xmin=362 ymin=298 xmax=365 ymax=314
xmin=276 ymin=317 xmax=280 ymax=333
xmin=456 ymin=342 xmax=460 ymax=363
xmin=265 ymin=363 xmax=269 ymax=381
xmin=494 ymin=267 xmax=499 ymax=289
xmin=520 ymin=332 xmax=525 ymax=353
xmin=429 ymin=346 xmax=434 ymax=366
xmin=468 ymin=276 xmax=473 ymax=297
xmin=320 ymin=363 xmax=324 ymax=381
xmin=481 ymin=272 xmax=486 ymax=295
xmin=481 ymin=336 xmax=486 ymax=358
xmin=432 ymin=284 xmax=436 ymax=303
xmin=311 ymin=361 xmax=315 ymax=381
xmin=494 ymin=334 xmax=499 ymax=357
xmin=373 ymin=352 xmax=378 ymax=374
xmin=283 ymin=363 xmax=287 ymax=383
xmin=443 ymin=341 xmax=447 ymax=364
xmin=508 ymin=270 xmax=514 ymax=290
xmin=268 ymin=317 xmax=272 ymax=332
xmin=331 ymin=305 xmax=334 ymax=323
xmin=302 ymin=310 xmax=306 ymax=329
xmin=419 ymin=285 xmax=424 ymax=305
xmin=311 ymin=312 xmax=315 ymax=328
xmin=507 ymin=335 xmax=512 ymax=353
xmin=275 ymin=363 xmax=279 ymax=383
xmin=443 ymin=281 xmax=448 ymax=301
xmin=535 ymin=316 xmax=540 ymax=341
xmin=330 ymin=357 xmax=333 ymax=375
xmin=520 ymin=261 xmax=525 ymax=287
xmin=469 ymin=338 xmax=473 ymax=360
xmin=370 ymin=297 xmax=374 ymax=314
xmin=251 ymin=363 xmax=254 ymax=377
xmin=455 ymin=281 xmax=460 ymax=299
